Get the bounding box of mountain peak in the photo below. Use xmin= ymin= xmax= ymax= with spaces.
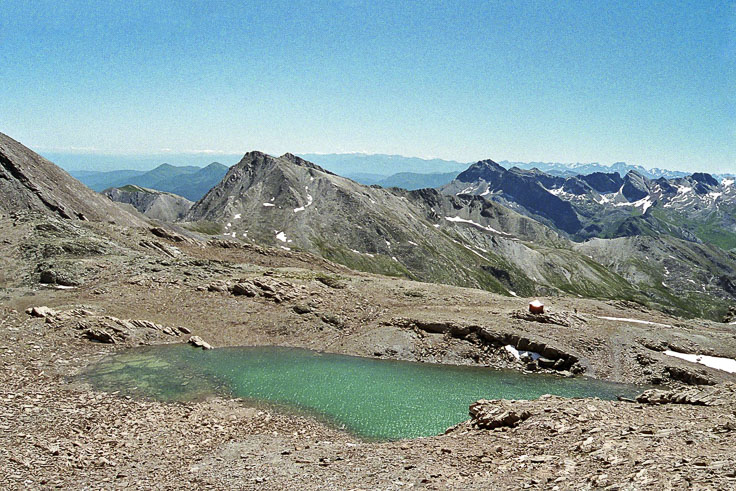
xmin=621 ymin=170 xmax=651 ymax=201
xmin=280 ymin=153 xmax=336 ymax=175
xmin=690 ymin=172 xmax=719 ymax=187
xmin=240 ymin=150 xmax=270 ymax=161
xmin=456 ymin=159 xmax=505 ymax=183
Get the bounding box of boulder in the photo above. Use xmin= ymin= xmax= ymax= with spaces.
xmin=293 ymin=304 xmax=312 ymax=314
xmin=150 ymin=227 xmax=188 ymax=243
xmin=188 ymin=335 xmax=213 ymax=350
xmin=230 ymin=282 xmax=258 ymax=297
xmin=39 ymin=268 xmax=80 ymax=287
xmin=207 ymin=281 xmax=231 ymax=292
xmin=83 ymin=328 xmax=117 ymax=344
xmin=469 ymin=399 xmax=533 ymax=429
xmin=665 ymin=366 xmax=715 ymax=386
xmin=25 ymin=306 xmax=58 ymax=318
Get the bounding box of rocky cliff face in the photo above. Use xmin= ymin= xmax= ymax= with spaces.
xmin=0 ymin=132 xmax=144 ymax=226
xmin=441 ymin=161 xmax=582 ymax=234
xmin=103 ymin=185 xmax=193 ymax=222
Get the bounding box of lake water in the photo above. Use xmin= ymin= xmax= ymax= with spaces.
xmin=82 ymin=344 xmax=642 ymax=440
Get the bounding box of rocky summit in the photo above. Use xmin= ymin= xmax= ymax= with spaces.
xmin=0 ymin=133 xmax=735 ymax=489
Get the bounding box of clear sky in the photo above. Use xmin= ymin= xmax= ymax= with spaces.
xmin=1 ymin=1 xmax=734 ymax=173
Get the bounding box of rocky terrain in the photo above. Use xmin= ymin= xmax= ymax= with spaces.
xmin=103 ymin=185 xmax=193 ymax=222
xmin=2 ymin=213 xmax=736 ymax=489
xmin=1 ymin=132 xmax=736 ymax=489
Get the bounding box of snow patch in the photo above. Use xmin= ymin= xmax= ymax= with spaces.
xmin=595 ymin=316 xmax=672 ymax=328
xmin=663 ymin=350 xmax=736 ymax=374
xmin=233 ymin=213 xmax=241 ymax=219
xmin=444 ymin=216 xmax=509 ymax=235
xmin=597 ymin=193 xmax=614 ymax=204
xmin=461 ymin=244 xmax=486 ymax=259
xmin=263 ymin=203 xmax=275 ymax=207
xmin=40 ymin=283 xmax=76 ymax=290
xmin=295 ymin=192 xmax=314 ymax=213
xmin=632 ymin=196 xmax=653 ymax=213
xmin=504 ymin=345 xmax=541 ymax=361
xmin=722 ymin=178 xmax=734 ymax=187
xmin=275 ymin=231 xmax=287 ymax=242
xmin=509 ymin=291 xmax=517 ymax=297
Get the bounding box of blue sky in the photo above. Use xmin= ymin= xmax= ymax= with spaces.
xmin=1 ymin=1 xmax=734 ymax=172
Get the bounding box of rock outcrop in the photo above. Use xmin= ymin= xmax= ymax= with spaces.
xmin=469 ymin=399 xmax=532 ymax=429
xmin=637 ymin=384 xmax=736 ymax=406
xmin=25 ymin=306 xmax=183 ymax=345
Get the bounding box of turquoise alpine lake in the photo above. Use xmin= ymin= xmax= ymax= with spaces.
xmin=82 ymin=344 xmax=643 ymax=440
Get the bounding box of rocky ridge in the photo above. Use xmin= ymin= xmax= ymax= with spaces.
xmin=103 ymin=185 xmax=193 ymax=222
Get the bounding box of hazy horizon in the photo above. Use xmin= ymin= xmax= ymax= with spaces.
xmin=45 ymin=149 xmax=735 ymax=177
xmin=4 ymin=2 xmax=734 ymax=173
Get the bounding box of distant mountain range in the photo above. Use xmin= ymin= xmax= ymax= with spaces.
xmin=440 ymin=160 xmax=736 ymax=249
xmin=298 ymin=153 xmax=733 ymax=190
xmin=298 ymin=153 xmax=468 ymax=179
xmin=71 ymin=162 xmax=229 ymax=201
xmin=497 ymin=161 xmax=697 ymax=180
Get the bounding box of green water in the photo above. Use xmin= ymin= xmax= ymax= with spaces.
xmin=83 ymin=345 xmax=642 ymax=440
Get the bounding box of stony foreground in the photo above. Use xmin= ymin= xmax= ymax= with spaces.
xmin=2 ymin=214 xmax=736 ymax=489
